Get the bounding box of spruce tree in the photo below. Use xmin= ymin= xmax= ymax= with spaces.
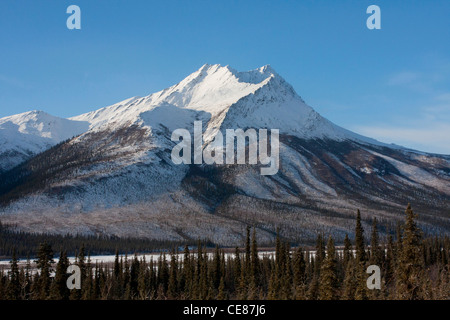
xmin=343 ymin=234 xmax=352 ymax=269
xmin=234 ymin=247 xmax=241 ymax=292
xmin=342 ymin=258 xmax=356 ymax=300
xmin=137 ymin=258 xmax=149 ymax=300
xmin=35 ymin=242 xmax=54 ymax=300
xmin=279 ymin=242 xmax=292 ymax=299
xmin=370 ymin=218 xmax=383 ymax=267
xmin=23 ymin=256 xmax=32 ymax=300
xmin=181 ymin=245 xmax=191 ymax=297
xmin=93 ymin=263 xmax=101 ymax=300
xmin=355 ymin=210 xmax=366 ymax=264
xmin=318 ymin=237 xmax=338 ymax=300
xmin=354 ymin=211 xmax=368 ymax=300
xmin=130 ymin=253 xmax=140 ymax=298
xmin=307 ymin=257 xmax=319 ymax=300
xmin=307 ymin=234 xmax=324 ymax=300
xmin=50 ymin=251 xmax=70 ymax=300
xmin=168 ymin=250 xmax=178 ymax=299
xmin=112 ymin=250 xmax=123 ymax=299
xmin=396 ymin=204 xmax=424 ymax=300
xmin=199 ymin=248 xmax=208 ymax=300
xmin=293 ymin=247 xmax=306 ymax=290
xmin=267 ymin=265 xmax=280 ymax=300
xmin=217 ymin=276 xmax=226 ymax=300
xmin=245 ymin=226 xmax=251 ymax=273
xmin=82 ymin=254 xmax=94 ymax=300
xmin=6 ymin=249 xmax=20 ymax=300
xmin=354 ymin=262 xmax=368 ymax=300
xmin=315 ymin=234 xmax=325 ymax=265
xmin=212 ymin=245 xmax=221 ymax=290
xmin=384 ymin=235 xmax=395 ymax=288
xmin=250 ymin=228 xmax=259 ymax=288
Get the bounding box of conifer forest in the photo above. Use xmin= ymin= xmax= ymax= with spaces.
xmin=0 ymin=204 xmax=448 ymax=300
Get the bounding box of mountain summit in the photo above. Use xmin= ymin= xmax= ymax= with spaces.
xmin=0 ymin=110 xmax=89 ymax=172
xmin=0 ymin=64 xmax=449 ymax=244
xmin=69 ymin=64 xmax=375 ymax=143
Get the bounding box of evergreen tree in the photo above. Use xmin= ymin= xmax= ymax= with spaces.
xmin=22 ymin=256 xmax=32 ymax=300
xmin=212 ymin=246 xmax=221 ymax=290
xmin=396 ymin=204 xmax=424 ymax=300
xmin=307 ymin=258 xmax=319 ymax=300
xmin=354 ymin=262 xmax=368 ymax=300
xmin=181 ymin=245 xmax=191 ymax=297
xmin=1 ymin=204 xmax=448 ymax=301
xmin=6 ymin=249 xmax=20 ymax=300
xmin=307 ymin=234 xmax=324 ymax=300
xmin=217 ymin=276 xmax=226 ymax=300
xmin=245 ymin=226 xmax=251 ymax=273
xmin=113 ymin=249 xmax=120 ymax=279
xmin=112 ymin=250 xmax=123 ymax=299
xmin=199 ymin=248 xmax=208 ymax=300
xmin=267 ymin=266 xmax=280 ymax=300
xmin=137 ymin=258 xmax=149 ymax=300
xmin=293 ymin=246 xmax=306 ymax=292
xmin=82 ymin=254 xmax=94 ymax=300
xmin=35 ymin=242 xmax=54 ymax=300
xmin=129 ymin=254 xmax=140 ymax=298
xmin=319 ymin=237 xmax=338 ymax=300
xmin=234 ymin=247 xmax=241 ymax=292
xmin=354 ymin=211 xmax=368 ymax=300
xmin=315 ymin=234 xmax=325 ymax=265
xmin=279 ymin=242 xmax=292 ymax=299
xmin=342 ymin=258 xmax=356 ymax=300
xmin=50 ymin=251 xmax=70 ymax=300
xmin=343 ymin=234 xmax=352 ymax=269
xmin=168 ymin=250 xmax=178 ymax=299
xmin=93 ymin=263 xmax=101 ymax=300
xmin=250 ymin=228 xmax=259 ymax=288
xmin=158 ymin=253 xmax=169 ymax=295
xmin=384 ymin=235 xmax=395 ymax=289
xmin=369 ymin=218 xmax=383 ymax=267
xmin=355 ymin=210 xmax=366 ymax=264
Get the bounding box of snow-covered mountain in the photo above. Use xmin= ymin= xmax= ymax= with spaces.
xmin=0 ymin=110 xmax=89 ymax=172
xmin=70 ymin=64 xmax=378 ymax=143
xmin=0 ymin=64 xmax=449 ymax=245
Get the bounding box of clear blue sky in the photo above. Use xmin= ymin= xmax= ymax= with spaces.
xmin=1 ymin=0 xmax=450 ymax=153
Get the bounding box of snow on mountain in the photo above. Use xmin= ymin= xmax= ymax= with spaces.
xmin=69 ymin=64 xmax=271 ymax=130
xmin=70 ymin=64 xmax=381 ymax=144
xmin=0 ymin=110 xmax=89 ymax=172
xmin=0 ymin=64 xmax=449 ymax=244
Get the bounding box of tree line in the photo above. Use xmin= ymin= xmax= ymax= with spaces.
xmin=0 ymin=204 xmax=448 ymax=300
xmin=0 ymin=221 xmax=203 ymax=258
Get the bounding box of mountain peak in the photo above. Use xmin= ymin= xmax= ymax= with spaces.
xmin=70 ymin=64 xmax=336 ymax=139
xmin=193 ymin=63 xmax=279 ymax=85
xmin=25 ymin=109 xmax=45 ymax=115
xmin=257 ymin=64 xmax=277 ymax=76
xmin=7 ymin=109 xmax=47 ymax=119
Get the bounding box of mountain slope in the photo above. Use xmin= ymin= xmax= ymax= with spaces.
xmin=0 ymin=64 xmax=449 ymax=245
xmin=70 ymin=64 xmax=381 ymax=144
xmin=0 ymin=110 xmax=89 ymax=172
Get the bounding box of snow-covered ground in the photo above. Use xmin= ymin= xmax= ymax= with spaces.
xmin=0 ymin=251 xmax=278 ymax=269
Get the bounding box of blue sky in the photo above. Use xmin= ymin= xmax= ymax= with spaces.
xmin=1 ymin=0 xmax=450 ymax=154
